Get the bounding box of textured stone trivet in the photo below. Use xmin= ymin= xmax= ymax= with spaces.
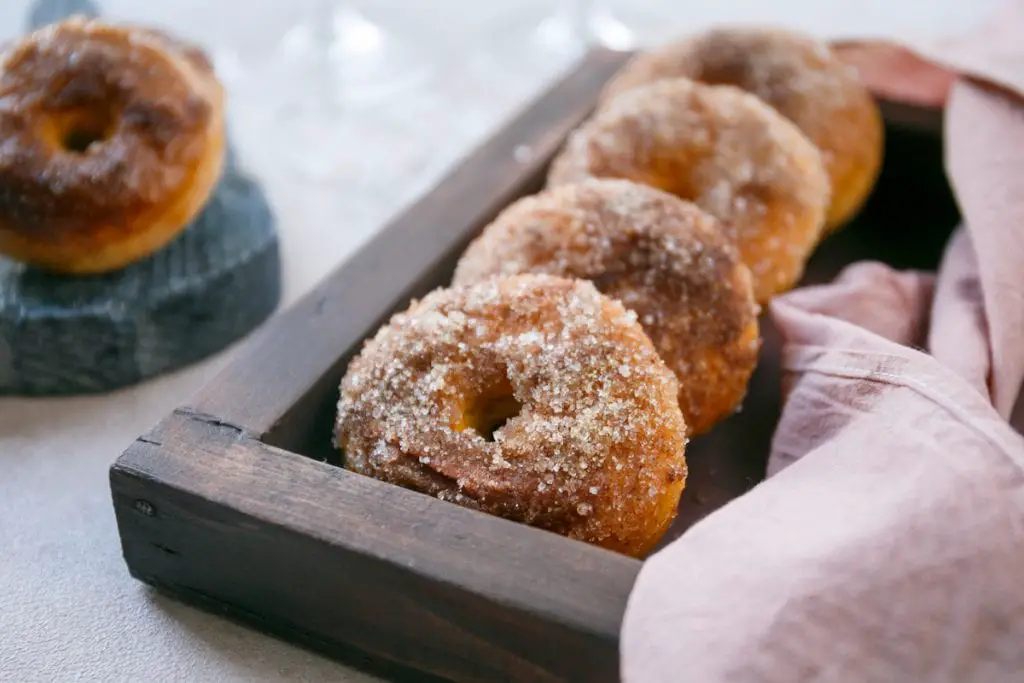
xmin=0 ymin=0 xmax=282 ymax=396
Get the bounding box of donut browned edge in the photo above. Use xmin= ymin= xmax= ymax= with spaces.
xmin=0 ymin=16 xmax=226 ymax=274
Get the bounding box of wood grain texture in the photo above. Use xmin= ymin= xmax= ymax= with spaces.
xmin=111 ymin=408 xmax=638 ymax=683
xmin=108 ymin=47 xmax=954 ymax=683
xmin=187 ymin=48 xmax=634 ymax=446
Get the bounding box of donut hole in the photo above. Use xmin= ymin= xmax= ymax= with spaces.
xmin=635 ymin=160 xmax=702 ymax=206
xmin=456 ymin=375 xmax=523 ymax=442
xmin=471 ymin=394 xmax=523 ymax=442
xmin=57 ymin=109 xmax=116 ymax=154
xmin=63 ymin=127 xmax=105 ymax=153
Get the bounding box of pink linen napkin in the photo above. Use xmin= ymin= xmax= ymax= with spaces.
xmin=621 ymin=4 xmax=1024 ymax=681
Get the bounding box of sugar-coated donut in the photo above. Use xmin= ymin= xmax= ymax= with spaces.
xmin=547 ymin=77 xmax=830 ymax=304
xmin=335 ymin=274 xmax=689 ymax=557
xmin=0 ymin=16 xmax=226 ymax=274
xmin=600 ymin=26 xmax=884 ymax=231
xmin=453 ymin=179 xmax=760 ymax=436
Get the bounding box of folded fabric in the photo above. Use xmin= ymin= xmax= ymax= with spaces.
xmin=622 ymin=3 xmax=1024 ymax=681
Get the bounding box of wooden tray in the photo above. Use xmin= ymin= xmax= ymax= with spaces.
xmin=109 ymin=48 xmax=958 ymax=683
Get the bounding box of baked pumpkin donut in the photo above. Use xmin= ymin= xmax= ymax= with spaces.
xmin=547 ymin=77 xmax=830 ymax=304
xmin=0 ymin=16 xmax=226 ymax=274
xmin=453 ymin=179 xmax=760 ymax=436
xmin=600 ymin=26 xmax=884 ymax=231
xmin=335 ymin=274 xmax=689 ymax=557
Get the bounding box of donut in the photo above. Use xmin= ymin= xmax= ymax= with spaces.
xmin=547 ymin=77 xmax=830 ymax=304
xmin=0 ymin=16 xmax=226 ymax=274
xmin=334 ymin=274 xmax=689 ymax=557
xmin=599 ymin=26 xmax=884 ymax=231
xmin=453 ymin=179 xmax=760 ymax=436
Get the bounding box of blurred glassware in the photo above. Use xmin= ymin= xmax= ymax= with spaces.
xmin=460 ymin=0 xmax=638 ymax=110
xmin=241 ymin=1 xmax=433 ymax=183
xmin=99 ymin=0 xmax=438 ymax=187
xmin=535 ymin=0 xmax=637 ymax=53
xmin=270 ymin=2 xmax=431 ymax=110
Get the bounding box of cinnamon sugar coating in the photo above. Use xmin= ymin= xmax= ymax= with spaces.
xmin=454 ymin=179 xmax=760 ymax=436
xmin=600 ymin=26 xmax=884 ymax=231
xmin=335 ymin=274 xmax=689 ymax=557
xmin=0 ymin=16 xmax=225 ymax=273
xmin=547 ymin=77 xmax=830 ymax=304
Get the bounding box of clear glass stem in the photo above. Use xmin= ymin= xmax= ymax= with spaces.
xmin=569 ymin=0 xmax=594 ymax=45
xmin=572 ymin=0 xmax=636 ymax=50
xmin=313 ymin=0 xmax=339 ymax=112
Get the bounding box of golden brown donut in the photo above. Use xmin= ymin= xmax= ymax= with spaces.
xmin=547 ymin=77 xmax=830 ymax=304
xmin=0 ymin=16 xmax=226 ymax=274
xmin=335 ymin=274 xmax=689 ymax=557
xmin=600 ymin=26 xmax=884 ymax=231
xmin=453 ymin=179 xmax=760 ymax=436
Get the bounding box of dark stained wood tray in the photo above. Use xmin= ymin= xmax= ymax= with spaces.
xmin=108 ymin=48 xmax=957 ymax=683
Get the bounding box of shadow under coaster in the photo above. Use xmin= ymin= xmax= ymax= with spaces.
xmin=0 ymin=0 xmax=282 ymax=396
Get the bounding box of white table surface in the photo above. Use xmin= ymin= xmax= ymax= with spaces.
xmin=0 ymin=1 xmax=1002 ymax=681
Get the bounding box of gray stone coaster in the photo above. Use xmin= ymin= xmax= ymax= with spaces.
xmin=0 ymin=0 xmax=282 ymax=396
